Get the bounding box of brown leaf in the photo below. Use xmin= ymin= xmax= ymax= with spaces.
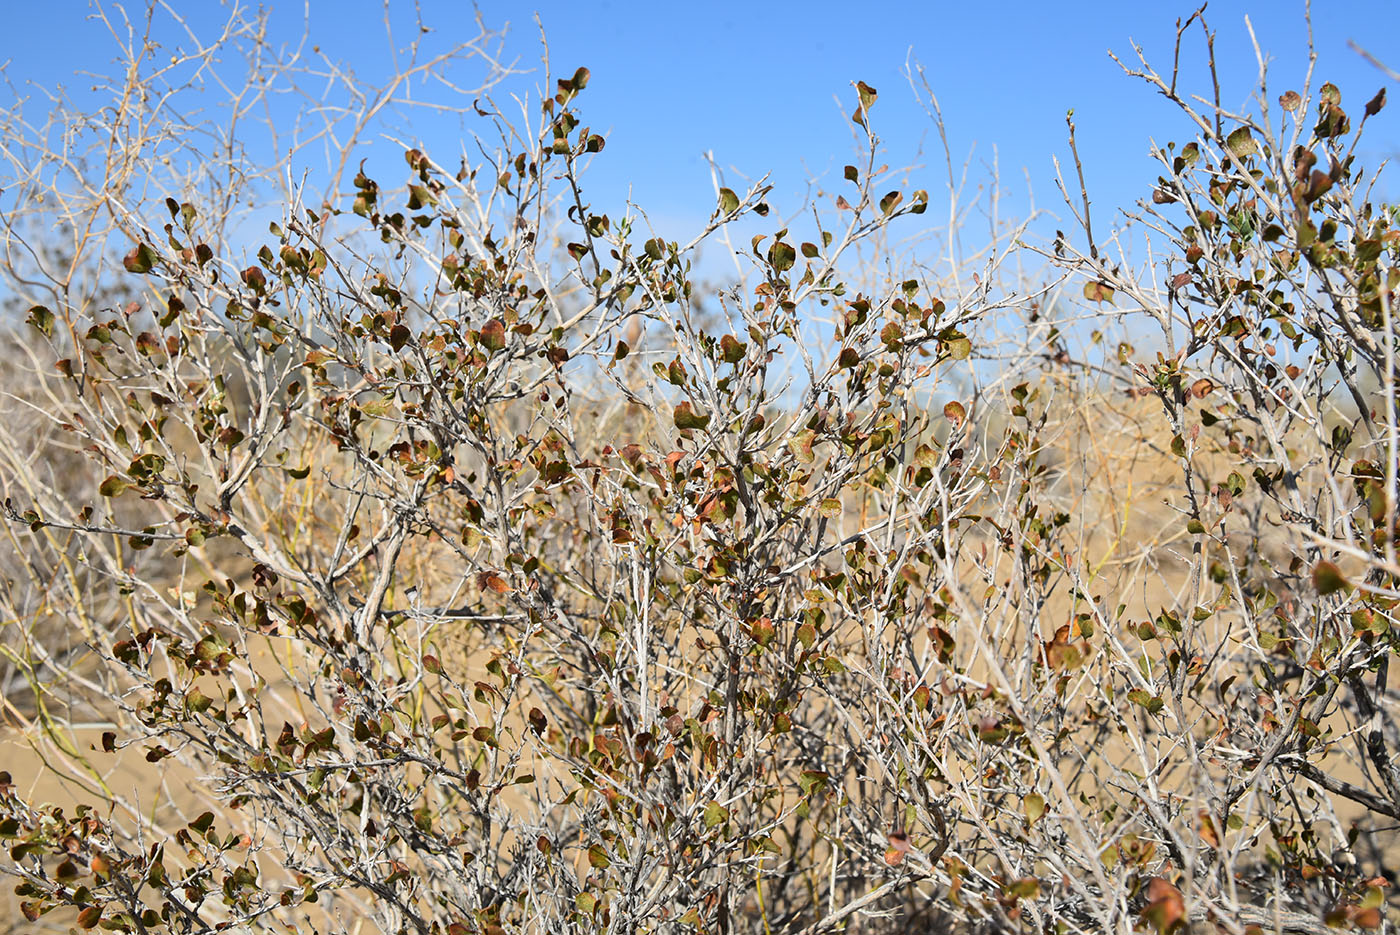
xmin=1354 ymin=907 xmax=1382 ymax=929
xmin=1365 ymin=88 xmax=1386 ymax=117
xmin=1197 ymin=810 xmax=1220 ymax=848
xmin=480 ymin=573 xmax=511 ymax=594
xmin=1312 ymin=560 xmax=1351 ymax=596
xmin=1141 ymin=877 xmax=1185 ymax=933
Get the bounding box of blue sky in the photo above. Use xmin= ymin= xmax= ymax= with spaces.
xmin=503 ymin=0 xmax=1400 ymax=225
xmin=5 ymin=1 xmax=1399 ymax=258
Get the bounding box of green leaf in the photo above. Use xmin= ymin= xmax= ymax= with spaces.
xmin=26 ymin=305 xmax=54 ymax=337
xmin=1225 ymin=126 xmax=1257 ymax=158
xmin=123 ymin=243 xmax=157 ymax=274
xmin=798 ymin=770 xmax=829 ymax=796
xmin=1024 ymin=793 xmax=1045 ymax=825
xmin=945 ymin=336 xmax=972 ymax=360
xmin=879 ymin=191 xmax=903 ymax=215
xmin=130 ymin=450 xmax=163 ymax=478
xmin=185 ymin=688 xmax=213 ymax=713
xmin=99 ymin=475 xmax=130 ymax=498
xmin=1083 ymin=281 xmax=1115 ymax=304
xmin=853 ymin=80 xmax=878 ymax=126
xmin=720 ymin=334 xmax=747 ymax=363
xmin=1127 ymin=689 xmax=1164 ymax=714
xmin=673 ymin=402 xmax=711 ymax=431
xmin=790 ymin=428 xmax=817 ymax=463
xmin=769 ymin=241 xmax=796 ymax=272
xmin=1008 ymin=878 xmax=1041 ymax=900
xmin=819 ymin=498 xmax=842 ymax=518
xmin=703 ymin=800 xmax=728 ymax=829
xmin=718 ymin=188 xmax=740 ymax=215
xmin=360 ymin=398 xmax=394 ymax=418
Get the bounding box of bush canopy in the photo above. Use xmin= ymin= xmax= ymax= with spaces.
xmin=1 ymin=5 xmax=1398 ymax=935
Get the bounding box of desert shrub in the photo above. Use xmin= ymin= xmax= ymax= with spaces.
xmin=0 ymin=6 xmax=1397 ymax=935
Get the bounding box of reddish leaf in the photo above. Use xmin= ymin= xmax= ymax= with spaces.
xmin=1140 ymin=877 xmax=1185 ymax=934
xmin=1312 ymin=561 xmax=1351 ymax=596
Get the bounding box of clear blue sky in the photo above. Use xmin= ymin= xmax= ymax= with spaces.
xmin=5 ymin=1 xmax=1399 ymax=253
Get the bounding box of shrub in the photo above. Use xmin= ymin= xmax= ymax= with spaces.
xmin=1 ymin=5 xmax=1397 ymax=934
